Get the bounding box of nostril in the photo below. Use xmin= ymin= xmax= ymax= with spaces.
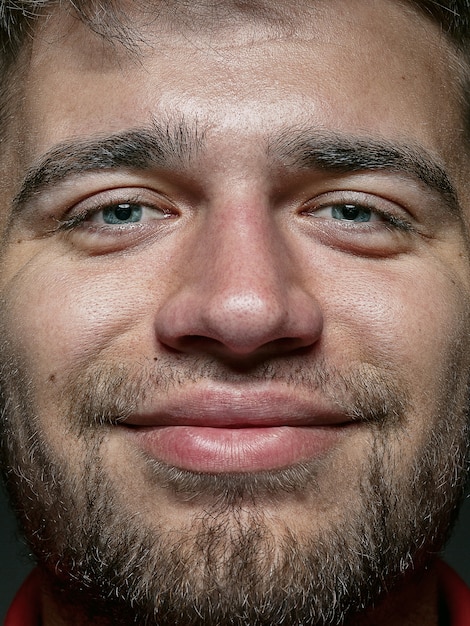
xmin=158 ymin=335 xmax=316 ymax=365
xmin=270 ymin=336 xmax=316 ymax=353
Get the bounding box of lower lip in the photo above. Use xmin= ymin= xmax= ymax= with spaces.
xmin=125 ymin=425 xmax=353 ymax=473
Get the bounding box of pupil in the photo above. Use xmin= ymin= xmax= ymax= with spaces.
xmin=342 ymin=205 xmax=360 ymax=220
xmin=332 ymin=204 xmax=371 ymax=222
xmin=114 ymin=204 xmax=133 ymax=221
xmin=102 ymin=204 xmax=143 ymax=224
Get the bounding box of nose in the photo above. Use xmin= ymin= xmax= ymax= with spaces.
xmin=154 ymin=199 xmax=323 ymax=360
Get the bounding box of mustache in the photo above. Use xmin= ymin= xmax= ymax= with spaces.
xmin=64 ymin=354 xmax=409 ymax=433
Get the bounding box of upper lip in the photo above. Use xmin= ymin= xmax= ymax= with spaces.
xmin=121 ymin=383 xmax=351 ymax=428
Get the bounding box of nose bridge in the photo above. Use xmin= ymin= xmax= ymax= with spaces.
xmin=202 ymin=197 xmax=285 ymax=311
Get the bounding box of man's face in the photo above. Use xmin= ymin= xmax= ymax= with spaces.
xmin=1 ymin=0 xmax=470 ymax=624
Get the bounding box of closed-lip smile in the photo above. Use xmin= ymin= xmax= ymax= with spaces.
xmin=120 ymin=384 xmax=358 ymax=473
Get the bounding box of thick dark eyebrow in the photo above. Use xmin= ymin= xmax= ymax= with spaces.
xmin=12 ymin=120 xmax=204 ymax=215
xmin=271 ymin=131 xmax=460 ymax=213
xmin=13 ymin=125 xmax=461 ymax=219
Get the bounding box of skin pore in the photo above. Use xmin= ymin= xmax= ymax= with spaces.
xmin=1 ymin=0 xmax=470 ymax=624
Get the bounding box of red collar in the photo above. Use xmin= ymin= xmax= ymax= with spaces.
xmin=437 ymin=561 xmax=470 ymax=626
xmin=5 ymin=562 xmax=470 ymax=625
xmin=5 ymin=569 xmax=41 ymax=626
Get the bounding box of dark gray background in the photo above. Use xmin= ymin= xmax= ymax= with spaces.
xmin=0 ymin=487 xmax=469 ymax=622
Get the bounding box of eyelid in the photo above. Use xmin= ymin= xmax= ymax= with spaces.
xmin=313 ymin=204 xmax=383 ymax=223
xmin=54 ymin=187 xmax=180 ymax=231
xmin=300 ymin=190 xmax=414 ymax=230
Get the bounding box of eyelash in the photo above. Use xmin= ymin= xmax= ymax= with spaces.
xmin=50 ymin=188 xmax=414 ymax=247
xmin=56 ymin=211 xmax=96 ymax=231
xmin=53 ymin=194 xmax=174 ymax=232
xmin=301 ymin=194 xmax=414 ymax=232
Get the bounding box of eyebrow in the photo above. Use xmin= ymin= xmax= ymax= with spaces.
xmin=12 ymin=119 xmax=205 ymax=215
xmin=271 ymin=130 xmax=460 ymax=213
xmin=12 ymin=125 xmax=460 ymax=218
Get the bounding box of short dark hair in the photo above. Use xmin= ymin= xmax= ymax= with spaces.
xmin=407 ymin=1 xmax=470 ymax=45
xmin=1 ymin=0 xmax=469 ymax=53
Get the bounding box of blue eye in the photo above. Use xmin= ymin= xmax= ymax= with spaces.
xmin=311 ymin=202 xmax=384 ymax=224
xmin=330 ymin=204 xmax=372 ymax=222
xmin=102 ymin=203 xmax=143 ymax=224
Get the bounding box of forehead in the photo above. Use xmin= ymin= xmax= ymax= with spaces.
xmin=9 ymin=0 xmax=467 ymax=182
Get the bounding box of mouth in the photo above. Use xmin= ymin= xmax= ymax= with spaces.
xmin=120 ymin=384 xmax=359 ymax=473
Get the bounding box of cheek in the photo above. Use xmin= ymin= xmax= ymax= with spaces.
xmin=326 ymin=258 xmax=470 ymax=424
xmin=1 ymin=255 xmax=156 ymax=387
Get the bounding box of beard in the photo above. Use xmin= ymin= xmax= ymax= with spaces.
xmin=0 ymin=345 xmax=469 ymax=626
